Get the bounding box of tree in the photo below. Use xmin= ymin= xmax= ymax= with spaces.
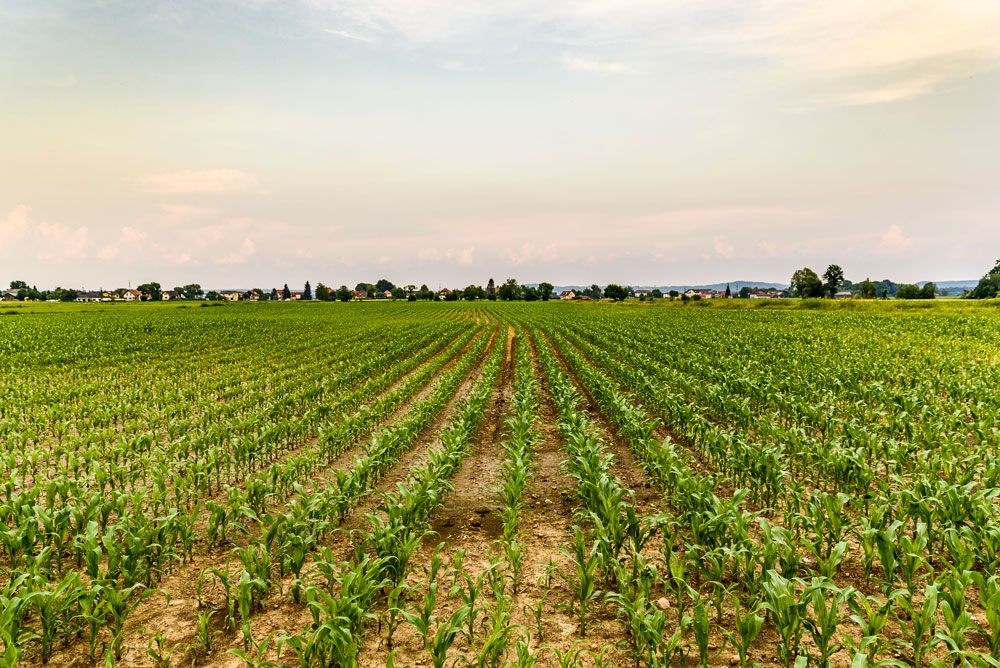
xmin=303 ymin=281 xmax=312 ymax=300
xmin=315 ymin=283 xmax=331 ymax=301
xmin=538 ymin=282 xmax=554 ymax=301
xmin=137 ymin=282 xmax=162 ymax=301
xmin=669 ymin=290 xmax=679 ymax=299
xmin=463 ymin=284 xmax=484 ymax=301
xmin=59 ymin=289 xmax=78 ymax=302
xmin=859 ymin=279 xmax=877 ymax=299
xmin=336 ymin=285 xmax=352 ymax=302
xmin=583 ymin=284 xmax=603 ymax=299
xmin=9 ymin=280 xmax=27 ymax=290
xmin=725 ymin=284 xmax=732 ymax=298
xmin=282 ymin=284 xmax=291 ymax=301
xmin=180 ymin=283 xmax=203 ymax=300
xmin=651 ymin=288 xmax=663 ymax=299
xmin=497 ymin=278 xmax=522 ymax=301
xmin=896 ymin=284 xmax=922 ymax=299
xmin=739 ymin=286 xmax=752 ymax=299
xmin=486 ymin=278 xmax=496 ymax=301
xmin=270 ymin=288 xmax=279 ymax=301
xmin=920 ymin=282 xmax=937 ymax=299
xmin=967 ymin=259 xmax=1000 ymax=299
xmin=822 ymin=264 xmax=845 ymax=298
xmin=205 ymin=290 xmax=221 ymax=301
xmin=790 ymin=268 xmax=824 ymax=299
xmin=443 ymin=288 xmax=461 ymax=302
xmin=523 ymin=286 xmax=539 ymax=301
xmin=416 ymin=284 xmax=434 ymax=300
xmin=604 ymin=284 xmax=628 ymax=301
xmin=375 ymin=279 xmax=395 ymax=295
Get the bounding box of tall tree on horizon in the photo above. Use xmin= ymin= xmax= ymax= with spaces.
xmin=303 ymin=281 xmax=312 ymax=300
xmin=486 ymin=278 xmax=496 ymax=301
xmin=282 ymin=284 xmax=291 ymax=301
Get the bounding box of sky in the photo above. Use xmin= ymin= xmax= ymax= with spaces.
xmin=1 ymin=0 xmax=998 ymax=290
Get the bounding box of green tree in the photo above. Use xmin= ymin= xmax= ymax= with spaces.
xmin=896 ymin=284 xmax=921 ymax=299
xmin=205 ymin=290 xmax=221 ymax=301
xmin=584 ymin=284 xmax=602 ymax=299
xmin=669 ymin=290 xmax=679 ymax=299
xmin=59 ymin=289 xmax=78 ymax=302
xmin=9 ymin=280 xmax=27 ymax=290
xmin=822 ymin=264 xmax=845 ymax=298
xmin=967 ymin=259 xmax=1000 ymax=299
xmin=375 ymin=278 xmax=395 ymax=295
xmin=270 ymin=288 xmax=279 ymax=301
xmin=651 ymin=288 xmax=663 ymax=299
xmin=315 ymin=283 xmax=331 ymax=301
xmin=538 ymin=282 xmax=554 ymax=301
xmin=725 ymin=283 xmax=732 ymax=298
xmin=336 ymin=285 xmax=352 ymax=302
xmin=497 ymin=278 xmax=522 ymax=301
xmin=790 ymin=268 xmax=824 ymax=299
xmin=603 ymin=284 xmax=628 ymax=301
xmin=180 ymin=283 xmax=203 ymax=300
xmin=859 ymin=279 xmax=877 ymax=299
xmin=523 ymin=286 xmax=538 ymax=301
xmin=303 ymin=281 xmax=312 ymax=300
xmin=739 ymin=286 xmax=752 ymax=299
xmin=137 ymin=282 xmax=162 ymax=301
xmin=282 ymin=284 xmax=291 ymax=301
xmin=462 ymin=284 xmax=484 ymax=301
xmin=920 ymin=282 xmax=937 ymax=299
xmin=486 ymin=278 xmax=496 ymax=301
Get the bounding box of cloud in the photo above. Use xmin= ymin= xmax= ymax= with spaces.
xmin=305 ymin=0 xmax=1000 ymax=103
xmin=130 ymin=169 xmax=260 ymax=193
xmin=97 ymin=226 xmax=147 ymax=261
xmin=216 ymin=238 xmax=257 ymax=264
xmin=562 ymin=54 xmax=629 ymax=73
xmin=158 ymin=204 xmax=220 ymax=220
xmin=712 ymin=235 xmax=735 ymax=258
xmin=0 ymin=205 xmax=89 ymax=260
xmin=0 ymin=204 xmax=32 ymax=242
xmin=877 ymin=224 xmax=913 ymax=255
xmin=323 ymin=27 xmax=374 ymax=42
xmin=417 ymin=246 xmax=476 ymax=265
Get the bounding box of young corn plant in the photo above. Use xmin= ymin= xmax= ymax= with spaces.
xmin=555 ymin=526 xmax=603 ymax=637
xmin=722 ymin=597 xmax=764 ymax=668
xmin=891 ymin=583 xmax=940 ymax=668
xmin=761 ymin=570 xmax=809 ymax=668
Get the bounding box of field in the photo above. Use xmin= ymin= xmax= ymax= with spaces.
xmin=2 ymin=300 xmax=1000 ymax=668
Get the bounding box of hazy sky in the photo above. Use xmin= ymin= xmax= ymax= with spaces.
xmin=2 ymin=1 xmax=998 ymax=289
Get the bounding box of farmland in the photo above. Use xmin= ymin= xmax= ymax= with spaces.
xmin=2 ymin=301 xmax=1000 ymax=668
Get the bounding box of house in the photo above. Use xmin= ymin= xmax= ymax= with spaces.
xmin=0 ymin=289 xmax=19 ymax=301
xmin=559 ymin=290 xmax=576 ymax=300
xmin=162 ymin=290 xmax=181 ymax=301
xmin=383 ymin=290 xmax=393 ymax=298
xmin=120 ymin=289 xmax=141 ymax=302
xmin=219 ymin=291 xmax=242 ymax=301
xmin=437 ymin=288 xmax=451 ymax=299
xmin=635 ymin=289 xmax=651 ymax=297
xmin=834 ymin=291 xmax=853 ymax=299
xmin=243 ymin=290 xmax=259 ymax=301
xmin=353 ymin=289 xmax=368 ymax=300
xmin=749 ymin=290 xmax=780 ymax=299
xmin=684 ymin=289 xmax=714 ymax=299
xmin=272 ymin=290 xmax=304 ymax=300
xmin=75 ymin=291 xmax=113 ymax=302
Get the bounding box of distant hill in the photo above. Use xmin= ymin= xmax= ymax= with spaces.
xmin=917 ymin=280 xmax=977 ymax=288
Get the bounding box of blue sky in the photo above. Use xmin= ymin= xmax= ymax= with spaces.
xmin=1 ymin=0 xmax=998 ymax=289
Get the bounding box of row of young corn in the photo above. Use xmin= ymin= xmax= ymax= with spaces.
xmin=533 ymin=320 xmax=1000 ymax=667
xmin=0 ymin=325 xmax=494 ymax=666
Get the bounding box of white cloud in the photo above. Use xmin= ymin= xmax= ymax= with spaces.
xmin=97 ymin=226 xmax=147 ymax=261
xmin=323 ymin=27 xmax=374 ymax=42
xmin=877 ymin=224 xmax=913 ymax=255
xmin=562 ymin=54 xmax=629 ymax=73
xmin=417 ymin=246 xmax=476 ymax=265
xmin=130 ymin=169 xmax=260 ymax=194
xmin=216 ymin=238 xmax=257 ymax=264
xmin=0 ymin=205 xmax=89 ymax=260
xmin=712 ymin=235 xmax=735 ymax=258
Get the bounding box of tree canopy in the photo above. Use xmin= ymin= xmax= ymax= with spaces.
xmin=967 ymin=259 xmax=1000 ymax=299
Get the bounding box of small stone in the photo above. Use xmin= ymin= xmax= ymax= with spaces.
xmin=708 ymin=644 xmax=718 ymax=651
xmin=544 ymin=499 xmax=551 ymax=505
xmin=656 ymin=597 xmax=670 ymax=610
xmin=729 ymin=654 xmax=740 ymax=665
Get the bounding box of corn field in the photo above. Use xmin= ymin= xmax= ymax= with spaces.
xmin=2 ymin=301 xmax=1000 ymax=668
